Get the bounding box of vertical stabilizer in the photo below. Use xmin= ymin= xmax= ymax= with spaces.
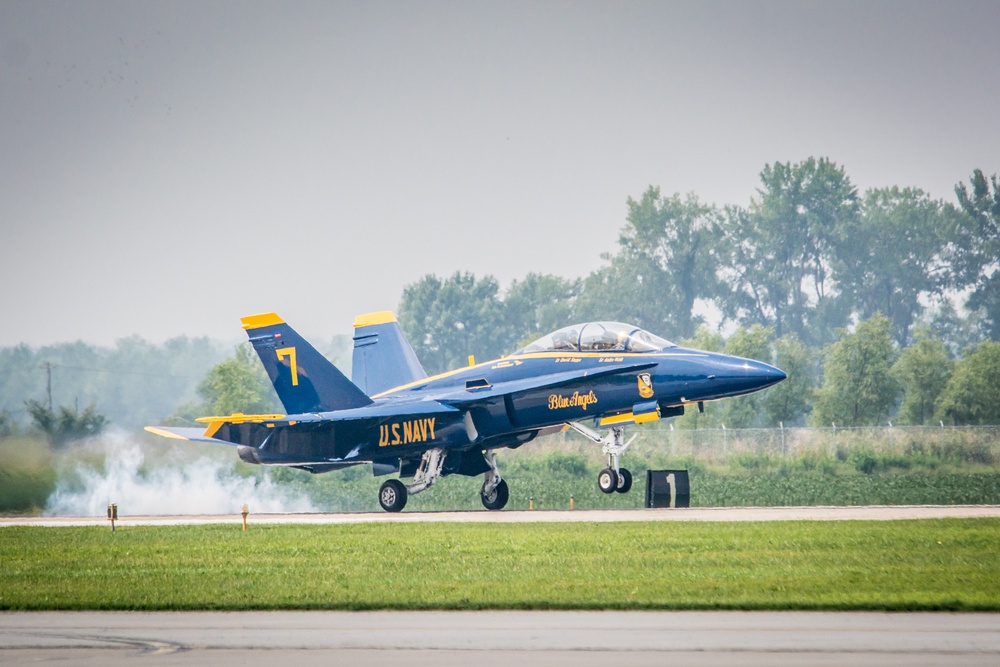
xmin=352 ymin=311 xmax=428 ymax=395
xmin=241 ymin=313 xmax=372 ymax=413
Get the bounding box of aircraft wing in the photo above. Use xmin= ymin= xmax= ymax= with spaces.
xmin=436 ymin=361 xmax=659 ymax=407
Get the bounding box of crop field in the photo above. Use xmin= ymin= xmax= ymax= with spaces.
xmin=1 ymin=519 xmax=998 ymax=611
xmin=4 ymin=427 xmax=1000 ymax=514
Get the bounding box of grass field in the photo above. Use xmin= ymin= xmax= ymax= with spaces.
xmin=2 ymin=519 xmax=998 ymax=611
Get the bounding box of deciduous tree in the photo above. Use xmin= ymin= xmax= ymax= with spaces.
xmin=811 ymin=314 xmax=899 ymax=426
xmin=720 ymin=158 xmax=858 ymax=346
xmin=24 ymin=400 xmax=107 ymax=448
xmin=615 ymin=188 xmax=722 ymax=339
xmin=833 ymin=187 xmax=954 ymax=346
xmin=398 ymin=272 xmax=509 ymax=374
xmin=953 ymin=169 xmax=1000 ymax=340
xmin=891 ymin=329 xmax=953 ymax=425
xmin=503 ymin=273 xmax=580 ymax=349
xmin=196 ymin=344 xmax=278 ymax=417
xmin=935 ymin=341 xmax=1000 ymax=425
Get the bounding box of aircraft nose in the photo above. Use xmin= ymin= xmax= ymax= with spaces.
xmin=704 ymin=354 xmax=787 ymax=397
xmin=746 ymin=359 xmax=787 ymax=389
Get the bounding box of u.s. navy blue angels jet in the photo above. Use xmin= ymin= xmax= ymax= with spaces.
xmin=146 ymin=312 xmax=785 ymax=512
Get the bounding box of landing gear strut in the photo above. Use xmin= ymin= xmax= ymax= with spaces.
xmin=567 ymin=423 xmax=637 ymax=495
xmin=378 ymin=448 xmax=446 ymax=512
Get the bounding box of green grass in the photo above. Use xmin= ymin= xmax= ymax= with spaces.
xmin=2 ymin=519 xmax=998 ymax=611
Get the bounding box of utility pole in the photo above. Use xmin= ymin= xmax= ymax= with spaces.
xmin=42 ymin=362 xmax=52 ymax=411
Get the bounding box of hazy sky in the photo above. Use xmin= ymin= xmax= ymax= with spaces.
xmin=2 ymin=0 xmax=998 ymax=347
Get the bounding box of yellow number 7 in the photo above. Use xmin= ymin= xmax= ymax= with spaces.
xmin=276 ymin=347 xmax=299 ymax=386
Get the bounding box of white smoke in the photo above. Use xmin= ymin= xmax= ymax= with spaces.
xmin=45 ymin=429 xmax=318 ymax=516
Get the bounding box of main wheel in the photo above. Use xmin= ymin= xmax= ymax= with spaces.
xmin=616 ymin=468 xmax=633 ymax=494
xmin=481 ymin=479 xmax=509 ymax=510
xmin=597 ymin=467 xmax=619 ymax=494
xmin=378 ymin=479 xmax=407 ymax=512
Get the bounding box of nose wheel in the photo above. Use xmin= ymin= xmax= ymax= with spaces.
xmin=598 ymin=467 xmax=618 ymax=494
xmin=597 ymin=466 xmax=633 ymax=494
xmin=616 ymin=467 xmax=632 ymax=493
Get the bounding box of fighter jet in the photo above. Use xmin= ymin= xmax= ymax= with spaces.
xmin=147 ymin=312 xmax=785 ymax=511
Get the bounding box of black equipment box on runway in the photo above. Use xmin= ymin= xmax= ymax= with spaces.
xmin=645 ymin=469 xmax=690 ymax=508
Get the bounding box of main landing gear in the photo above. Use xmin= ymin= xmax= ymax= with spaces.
xmin=567 ymin=423 xmax=637 ymax=495
xmin=377 ymin=448 xmax=510 ymax=512
xmin=480 ymin=450 xmax=509 ymax=510
xmin=378 ymin=479 xmax=407 ymax=512
xmin=378 ymin=447 xmax=446 ymax=512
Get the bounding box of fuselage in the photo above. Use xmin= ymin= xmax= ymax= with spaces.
xmin=292 ymin=346 xmax=786 ymax=465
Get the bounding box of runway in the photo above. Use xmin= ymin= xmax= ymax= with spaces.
xmin=4 ymin=508 xmax=999 ymax=664
xmin=2 ymin=610 xmax=999 ymax=666
xmin=2 ymin=504 xmax=999 ymax=527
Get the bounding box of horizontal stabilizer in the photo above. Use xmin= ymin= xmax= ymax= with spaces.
xmin=144 ymin=425 xmax=237 ymax=446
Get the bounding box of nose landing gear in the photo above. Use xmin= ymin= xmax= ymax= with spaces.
xmin=568 ymin=423 xmax=637 ymax=495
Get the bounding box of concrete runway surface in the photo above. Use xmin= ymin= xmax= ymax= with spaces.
xmin=2 ymin=610 xmax=1000 ymax=666
xmin=5 ymin=507 xmax=999 ymax=664
xmin=3 ymin=504 xmax=1000 ymax=527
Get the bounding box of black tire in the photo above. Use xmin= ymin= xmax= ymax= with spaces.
xmin=378 ymin=479 xmax=407 ymax=512
xmin=616 ymin=468 xmax=633 ymax=494
xmin=597 ymin=468 xmax=618 ymax=494
xmin=481 ymin=479 xmax=509 ymax=510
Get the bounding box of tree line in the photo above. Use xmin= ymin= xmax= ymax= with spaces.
xmin=0 ymin=332 xmax=351 ymax=439
xmin=398 ymin=159 xmax=1000 ymax=427
xmin=3 ymin=158 xmax=997 ymax=436
xmin=0 ymin=336 xmax=228 ymax=433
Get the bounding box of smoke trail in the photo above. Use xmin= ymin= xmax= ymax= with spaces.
xmin=45 ymin=429 xmax=317 ymax=515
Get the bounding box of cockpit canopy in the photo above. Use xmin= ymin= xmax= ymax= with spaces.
xmin=510 ymin=322 xmax=675 ymax=355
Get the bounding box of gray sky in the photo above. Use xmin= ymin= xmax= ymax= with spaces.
xmin=2 ymin=0 xmax=998 ymax=347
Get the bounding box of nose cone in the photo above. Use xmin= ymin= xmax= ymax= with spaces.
xmin=704 ymin=354 xmax=787 ymax=398
xmin=748 ymin=359 xmax=787 ymax=390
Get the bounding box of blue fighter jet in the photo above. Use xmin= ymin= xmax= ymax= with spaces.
xmin=146 ymin=312 xmax=786 ymax=512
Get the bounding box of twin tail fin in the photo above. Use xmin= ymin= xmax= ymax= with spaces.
xmin=352 ymin=311 xmax=428 ymax=395
xmin=242 ymin=313 xmax=372 ymax=414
